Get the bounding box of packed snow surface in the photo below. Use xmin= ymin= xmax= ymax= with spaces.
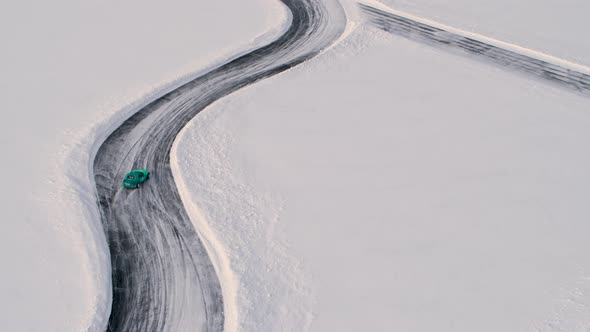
xmin=174 ymin=20 xmax=590 ymax=332
xmin=0 ymin=0 xmax=287 ymax=331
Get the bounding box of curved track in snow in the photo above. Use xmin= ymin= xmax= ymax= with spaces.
xmin=93 ymin=1 xmax=345 ymax=331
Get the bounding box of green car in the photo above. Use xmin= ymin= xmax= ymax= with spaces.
xmin=122 ymin=169 xmax=151 ymax=189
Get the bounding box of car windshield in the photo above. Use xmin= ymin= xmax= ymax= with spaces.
xmin=127 ymin=175 xmax=135 ymax=179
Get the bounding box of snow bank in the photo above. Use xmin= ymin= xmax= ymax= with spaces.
xmin=173 ymin=19 xmax=590 ymax=332
xmin=0 ymin=0 xmax=287 ymax=330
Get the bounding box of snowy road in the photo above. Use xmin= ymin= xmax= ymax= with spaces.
xmin=360 ymin=3 xmax=590 ymax=95
xmin=92 ymin=0 xmax=345 ymax=331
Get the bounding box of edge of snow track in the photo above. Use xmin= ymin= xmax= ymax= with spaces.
xmin=92 ymin=1 xmax=346 ymax=331
xmin=360 ymin=3 xmax=590 ymax=95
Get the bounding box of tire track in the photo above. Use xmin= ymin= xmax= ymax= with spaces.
xmin=93 ymin=1 xmax=346 ymax=331
xmin=360 ymin=3 xmax=590 ymax=95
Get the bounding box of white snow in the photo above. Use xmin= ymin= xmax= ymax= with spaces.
xmin=173 ymin=8 xmax=590 ymax=332
xmin=4 ymin=0 xmax=590 ymax=330
xmin=0 ymin=1 xmax=287 ymax=331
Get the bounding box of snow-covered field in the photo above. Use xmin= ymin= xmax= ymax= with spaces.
xmin=173 ymin=2 xmax=590 ymax=332
xmin=3 ymin=0 xmax=590 ymax=331
xmin=0 ymin=1 xmax=286 ymax=331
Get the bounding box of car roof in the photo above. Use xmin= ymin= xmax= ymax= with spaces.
xmin=128 ymin=169 xmax=148 ymax=173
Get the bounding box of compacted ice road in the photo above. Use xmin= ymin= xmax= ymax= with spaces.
xmin=360 ymin=3 xmax=590 ymax=95
xmin=93 ymin=1 xmax=345 ymax=331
